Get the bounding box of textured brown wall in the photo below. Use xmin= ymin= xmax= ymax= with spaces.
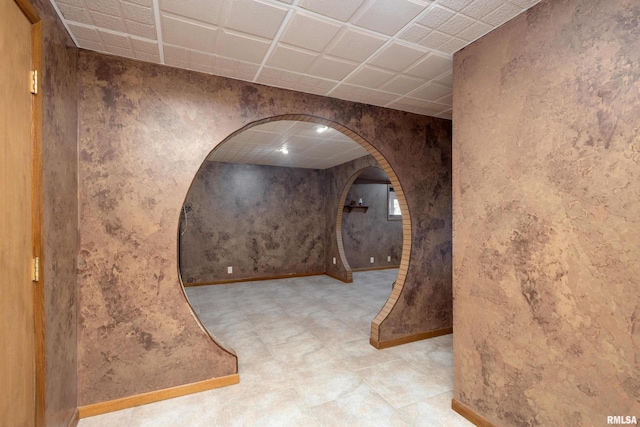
xmin=324 ymin=155 xmax=381 ymax=280
xmin=77 ymin=50 xmax=451 ymax=404
xmin=453 ymin=0 xmax=640 ymax=425
xmin=32 ymin=0 xmax=79 ymax=425
xmin=342 ymin=184 xmax=402 ymax=269
xmin=180 ymin=161 xmax=326 ymax=283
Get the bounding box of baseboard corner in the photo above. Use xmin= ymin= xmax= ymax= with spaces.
xmin=372 ymin=326 xmax=453 ymax=349
xmin=78 ymin=373 xmax=239 ymax=419
xmin=451 ymin=398 xmax=496 ymax=427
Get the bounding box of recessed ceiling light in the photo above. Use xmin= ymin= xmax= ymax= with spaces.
xmin=316 ymin=125 xmax=329 ymax=133
xmin=280 ymin=147 xmax=289 ymax=154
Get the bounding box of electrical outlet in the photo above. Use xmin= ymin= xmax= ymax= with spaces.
xmin=227 ymin=266 xmax=232 ymax=274
xmin=332 ymin=257 xmax=336 ymax=265
xmin=370 ymin=257 xmax=374 ymax=264
xmin=387 ymin=256 xmax=391 ymax=262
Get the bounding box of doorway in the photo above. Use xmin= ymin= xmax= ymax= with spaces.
xmin=0 ymin=0 xmax=43 ymax=425
xmin=178 ymin=116 xmax=411 ymax=351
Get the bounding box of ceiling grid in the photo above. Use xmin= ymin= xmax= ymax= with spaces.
xmin=51 ymin=0 xmax=541 ymax=119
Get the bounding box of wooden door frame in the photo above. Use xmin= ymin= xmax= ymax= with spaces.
xmin=13 ymin=0 xmax=44 ymax=426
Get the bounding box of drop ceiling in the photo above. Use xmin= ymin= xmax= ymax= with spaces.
xmin=207 ymin=120 xmax=369 ymax=169
xmin=51 ymin=0 xmax=541 ymax=119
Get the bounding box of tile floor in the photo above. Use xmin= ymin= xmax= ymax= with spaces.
xmin=78 ymin=270 xmax=472 ymax=427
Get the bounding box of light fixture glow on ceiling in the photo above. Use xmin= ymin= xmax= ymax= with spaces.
xmin=316 ymin=125 xmax=329 ymax=133
xmin=280 ymin=147 xmax=289 ymax=154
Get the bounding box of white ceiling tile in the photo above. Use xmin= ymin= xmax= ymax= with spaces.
xmin=258 ymin=67 xmax=284 ymax=80
xmin=327 ymin=28 xmax=386 ymax=63
xmin=162 ymin=15 xmax=218 ymax=53
xmin=509 ymin=0 xmax=540 ymax=8
xmin=56 ymin=3 xmax=92 ymax=23
xmin=417 ymin=30 xmax=450 ymax=49
xmin=408 ymin=82 xmax=451 ymax=101
xmin=437 ymin=0 xmax=474 ymax=11
xmin=224 ymin=0 xmax=288 ymax=39
xmin=307 ymin=56 xmax=358 ymax=81
xmin=345 ymin=65 xmax=395 ymax=88
xmin=435 ymin=93 xmax=453 ymax=105
xmin=398 ymin=23 xmax=430 ymax=43
xmin=125 ymin=20 xmax=157 ymax=39
xmin=380 ymin=75 xmax=425 ymax=95
xmin=276 ymin=0 xmax=295 ymax=3
xmin=482 ymin=3 xmax=524 ymax=27
xmin=266 ymin=44 xmax=318 ymax=73
xmin=164 ymin=45 xmax=190 ymax=61
xmin=125 ymin=0 xmax=152 ymax=6
xmin=278 ymin=70 xmax=305 ymax=84
xmin=457 ymin=21 xmax=493 ymax=41
xmin=165 ymin=57 xmax=189 ymax=68
xmin=99 ymin=30 xmax=131 ymax=48
xmin=104 ymin=44 xmax=135 ymax=58
xmin=134 ymin=52 xmax=161 ymax=63
xmin=120 ymin=2 xmax=155 ymax=25
xmin=438 ymin=14 xmax=475 ymax=35
xmin=86 ymin=0 xmax=120 ymax=16
xmin=437 ymin=109 xmax=453 ymax=120
xmin=76 ymin=38 xmax=106 ymax=51
xmin=131 ymin=38 xmax=159 ymax=54
xmin=297 ymin=75 xmax=337 ymax=91
xmin=159 ymin=0 xmax=225 ymax=26
xmin=416 ymin=5 xmax=454 ymax=29
xmin=279 ymin=13 xmax=341 ymax=52
xmin=215 ymin=30 xmax=271 ymax=63
xmin=91 ymin=11 xmax=127 ymax=32
xmin=298 ymin=0 xmax=366 ymax=22
xmin=368 ymin=42 xmax=426 ymax=72
xmin=55 ymin=0 xmax=86 ymax=7
xmin=387 ymin=99 xmax=442 ymax=116
xmin=353 ymin=0 xmax=427 ymax=36
xmin=67 ymin=23 xmax=101 ymax=42
xmin=461 ymin=0 xmax=503 ymax=20
xmin=435 ymin=70 xmax=452 ymax=87
xmin=405 ymin=53 xmax=452 ymax=79
xmin=437 ymin=36 xmax=467 ymax=54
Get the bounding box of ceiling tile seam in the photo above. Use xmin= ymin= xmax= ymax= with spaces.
xmin=49 ymin=0 xmax=80 ymax=47
xmin=251 ymin=0 xmax=300 ymax=81
xmin=397 ymin=71 xmax=456 ymax=102
xmin=63 ymin=20 xmax=160 ymax=46
xmin=159 ymin=10 xmax=227 ymax=31
xmin=151 ymin=0 xmax=165 ymax=63
xmin=324 ymin=1 xmax=445 ymax=98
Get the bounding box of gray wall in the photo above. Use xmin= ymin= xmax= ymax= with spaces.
xmin=180 ymin=161 xmax=326 ymax=283
xmin=342 ymin=183 xmax=402 ymax=269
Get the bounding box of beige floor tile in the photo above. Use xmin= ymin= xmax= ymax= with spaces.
xmin=77 ymin=408 xmax=134 ymax=427
xmin=293 ymin=359 xmax=371 ymax=407
xmin=267 ymin=337 xmax=336 ymax=368
xmin=326 ymin=337 xmax=401 ymax=370
xmin=399 ymin=390 xmax=475 ymax=427
xmin=310 ymin=389 xmax=411 ymax=427
xmin=216 ymin=388 xmax=320 ymax=427
xmin=356 ymin=359 xmax=453 ymax=408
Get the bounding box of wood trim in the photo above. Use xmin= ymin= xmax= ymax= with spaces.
xmin=14 ymin=0 xmax=40 ymax=23
xmin=66 ymin=408 xmax=79 ymax=427
xmin=183 ymin=271 xmax=324 ymax=287
xmin=21 ymin=2 xmax=45 ymax=425
xmin=451 ymin=399 xmax=496 ymax=427
xmin=78 ymin=374 xmax=240 ymax=419
xmin=351 ymin=265 xmax=400 ymax=272
xmin=324 ymin=270 xmax=352 ymax=283
xmin=370 ymin=326 xmax=452 ymax=349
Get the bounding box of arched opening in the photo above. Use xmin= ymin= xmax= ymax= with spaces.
xmin=177 ymin=114 xmax=412 ymax=351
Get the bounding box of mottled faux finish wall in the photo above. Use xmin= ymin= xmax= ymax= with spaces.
xmin=453 ymin=0 xmax=640 ymax=425
xmin=180 ymin=162 xmax=326 ymax=284
xmin=342 ymin=184 xmax=402 ymax=269
xmin=31 ymin=0 xmax=79 ymax=425
xmin=323 ymin=155 xmax=381 ymax=280
xmin=78 ymin=50 xmax=451 ymax=404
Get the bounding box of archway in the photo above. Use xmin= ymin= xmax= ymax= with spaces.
xmin=178 ymin=114 xmax=412 ymax=349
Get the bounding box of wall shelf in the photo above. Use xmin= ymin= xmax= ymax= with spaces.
xmin=344 ymin=205 xmax=369 ymax=213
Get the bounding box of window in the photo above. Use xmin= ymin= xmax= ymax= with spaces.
xmin=387 ymin=185 xmax=401 ymax=221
